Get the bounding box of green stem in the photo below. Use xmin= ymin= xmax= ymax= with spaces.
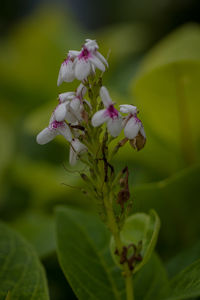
xmin=104 ymin=194 xmax=134 ymax=300
xmin=125 ymin=274 xmax=134 ymax=300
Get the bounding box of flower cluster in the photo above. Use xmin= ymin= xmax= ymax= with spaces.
xmin=36 ymin=39 xmax=146 ymax=165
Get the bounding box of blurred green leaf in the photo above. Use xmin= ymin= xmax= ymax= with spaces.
xmin=132 ymin=23 xmax=200 ymax=171
xmin=110 ymin=210 xmax=160 ymax=273
xmin=166 ymin=240 xmax=200 ymax=278
xmin=132 ymin=164 xmax=200 ymax=257
xmin=56 ymin=206 xmax=126 ymax=300
xmin=12 ymin=213 xmax=56 ymax=258
xmin=164 ymin=259 xmax=200 ymax=300
xmin=134 ymin=253 xmax=169 ymax=300
xmin=0 ymin=222 xmax=49 ymax=299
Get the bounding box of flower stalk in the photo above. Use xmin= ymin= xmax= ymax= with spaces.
xmin=36 ymin=39 xmax=146 ymax=300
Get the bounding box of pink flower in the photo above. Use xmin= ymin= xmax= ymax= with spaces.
xmin=36 ymin=115 xmax=72 ymax=145
xmin=92 ymin=86 xmax=122 ymax=137
xmin=74 ymin=39 xmax=108 ymax=81
xmin=120 ymin=105 xmax=146 ymax=150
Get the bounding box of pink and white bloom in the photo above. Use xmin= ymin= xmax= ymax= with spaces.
xmin=36 ymin=115 xmax=72 ymax=145
xmin=57 ymin=50 xmax=80 ymax=86
xmin=92 ymin=86 xmax=122 ymax=137
xmin=69 ymin=138 xmax=87 ymax=165
xmin=120 ymin=104 xmax=146 ymax=150
xmin=74 ymin=39 xmax=108 ymax=81
xmin=54 ymin=83 xmax=88 ymax=123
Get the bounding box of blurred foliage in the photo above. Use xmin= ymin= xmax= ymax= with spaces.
xmin=0 ymin=3 xmax=200 ymax=300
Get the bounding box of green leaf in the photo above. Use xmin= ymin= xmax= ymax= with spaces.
xmin=133 ymin=164 xmax=200 ymax=258
xmin=0 ymin=222 xmax=49 ymax=300
xmin=110 ymin=210 xmax=160 ymax=273
xmin=132 ymin=23 xmax=200 ymax=169
xmin=166 ymin=240 xmax=200 ymax=278
xmin=134 ymin=253 xmax=169 ymax=300
xmin=56 ymin=206 xmax=125 ymax=300
xmin=164 ymin=259 xmax=200 ymax=300
xmin=11 ymin=212 xmax=56 ymax=258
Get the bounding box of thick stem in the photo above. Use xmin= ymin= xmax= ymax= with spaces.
xmin=104 ymin=194 xmax=134 ymax=300
xmin=125 ymin=274 xmax=134 ymax=300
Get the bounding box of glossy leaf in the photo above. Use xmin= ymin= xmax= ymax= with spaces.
xmin=132 ymin=24 xmax=200 ymax=170
xmin=0 ymin=222 xmax=49 ymax=300
xmin=164 ymin=259 xmax=200 ymax=300
xmin=134 ymin=253 xmax=169 ymax=300
xmin=133 ymin=164 xmax=200 ymax=258
xmin=56 ymin=206 xmax=126 ymax=300
xmin=110 ymin=210 xmax=160 ymax=273
xmin=12 ymin=212 xmax=56 ymax=258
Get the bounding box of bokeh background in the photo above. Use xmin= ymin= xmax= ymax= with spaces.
xmin=1 ymin=0 xmax=200 ymax=299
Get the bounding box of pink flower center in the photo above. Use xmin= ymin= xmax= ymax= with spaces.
xmin=105 ymin=105 xmax=119 ymax=119
xmin=133 ymin=114 xmax=141 ymax=124
xmin=78 ymin=47 xmax=91 ymax=60
xmin=50 ymin=120 xmax=65 ymax=129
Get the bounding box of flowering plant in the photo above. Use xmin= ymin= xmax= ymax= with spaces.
xmin=36 ymin=39 xmax=161 ymax=300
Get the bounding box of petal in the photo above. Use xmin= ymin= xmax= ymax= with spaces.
xmin=58 ymin=124 xmax=72 ymax=142
xmin=124 ymin=117 xmax=141 ymax=139
xmin=59 ymin=92 xmax=75 ymax=103
xmin=70 ymin=98 xmax=81 ymax=112
xmin=91 ymin=109 xmax=109 ymax=127
xmin=75 ymin=59 xmax=91 ymax=81
xmin=100 ymin=86 xmax=113 ymax=107
xmin=120 ymin=104 xmax=137 ymax=114
xmin=36 ymin=128 xmax=58 ymax=145
xmin=57 ymin=63 xmax=65 ymax=86
xmin=140 ymin=125 xmax=146 ymax=139
xmin=54 ymin=103 xmax=67 ymax=122
xmin=63 ymin=60 xmax=75 ymax=82
xmin=95 ymin=51 xmax=108 ymax=67
xmin=76 ymin=83 xmax=87 ymax=98
xmin=84 ymin=39 xmax=99 ymax=51
xmin=65 ymin=107 xmax=77 ymax=123
xmin=68 ymin=50 xmax=80 ymax=57
xmin=89 ymin=55 xmax=105 ymax=72
xmin=107 ymin=117 xmax=123 ymax=137
xmin=72 ymin=138 xmax=87 ymax=153
xmin=69 ymin=146 xmax=77 ymax=166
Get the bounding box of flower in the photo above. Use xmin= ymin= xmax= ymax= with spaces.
xmin=74 ymin=39 xmax=108 ymax=81
xmin=120 ymin=104 xmax=146 ymax=150
xmin=69 ymin=138 xmax=87 ymax=165
xmin=54 ymin=83 xmax=87 ymax=123
xmin=36 ymin=115 xmax=72 ymax=145
xmin=91 ymin=86 xmax=122 ymax=137
xmin=57 ymin=50 xmax=80 ymax=86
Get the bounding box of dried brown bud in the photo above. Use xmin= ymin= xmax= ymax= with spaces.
xmin=129 ymin=131 xmax=146 ymax=151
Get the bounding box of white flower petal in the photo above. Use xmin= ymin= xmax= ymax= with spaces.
xmin=140 ymin=125 xmax=146 ymax=139
xmin=54 ymin=103 xmax=67 ymax=122
xmin=100 ymin=86 xmax=113 ymax=107
xmin=107 ymin=117 xmax=123 ymax=137
xmin=91 ymin=109 xmax=109 ymax=127
xmin=85 ymin=39 xmax=99 ymax=51
xmin=63 ymin=60 xmax=75 ymax=82
xmin=70 ymin=98 xmax=81 ymax=112
xmin=124 ymin=117 xmax=141 ymax=139
xmin=59 ymin=92 xmax=75 ymax=103
xmin=36 ymin=128 xmax=58 ymax=145
xmin=89 ymin=55 xmax=105 ymax=72
xmin=57 ymin=124 xmax=72 ymax=142
xmin=69 ymin=139 xmax=87 ymax=165
xmin=68 ymin=50 xmax=80 ymax=56
xmin=69 ymin=146 xmax=77 ymax=166
xmin=75 ymin=59 xmax=91 ymax=81
xmin=120 ymin=104 xmax=137 ymax=114
xmin=65 ymin=108 xmax=77 ymax=123
xmin=76 ymin=83 xmax=87 ymax=98
xmin=96 ymin=51 xmax=108 ymax=67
